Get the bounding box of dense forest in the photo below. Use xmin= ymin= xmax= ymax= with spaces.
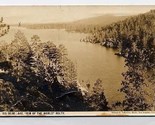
xmin=83 ymin=10 xmax=155 ymax=50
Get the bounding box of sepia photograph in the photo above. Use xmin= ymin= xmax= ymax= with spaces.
xmin=0 ymin=5 xmax=155 ymax=116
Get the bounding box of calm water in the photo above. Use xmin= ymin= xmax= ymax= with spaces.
xmin=0 ymin=26 xmax=126 ymax=104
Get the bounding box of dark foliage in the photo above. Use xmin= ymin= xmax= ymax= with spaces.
xmin=0 ymin=31 xmax=109 ymax=111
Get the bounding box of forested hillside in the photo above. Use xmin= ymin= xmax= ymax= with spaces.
xmin=83 ymin=10 xmax=155 ymax=50
xmin=0 ymin=31 xmax=109 ymax=111
xmin=83 ymin=10 xmax=155 ymax=111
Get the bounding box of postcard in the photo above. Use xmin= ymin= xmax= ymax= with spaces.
xmin=0 ymin=5 xmax=155 ymax=116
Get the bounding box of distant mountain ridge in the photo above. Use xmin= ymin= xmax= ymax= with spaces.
xmin=22 ymin=14 xmax=129 ymax=33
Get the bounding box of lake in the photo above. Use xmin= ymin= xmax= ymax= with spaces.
xmin=0 ymin=26 xmax=126 ymax=105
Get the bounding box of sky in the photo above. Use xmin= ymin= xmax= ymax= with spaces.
xmin=0 ymin=6 xmax=155 ymax=24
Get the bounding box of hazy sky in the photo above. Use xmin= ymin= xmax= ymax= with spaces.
xmin=0 ymin=6 xmax=155 ymax=24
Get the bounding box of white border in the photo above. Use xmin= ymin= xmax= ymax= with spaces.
xmin=0 ymin=0 xmax=154 ymax=5
xmin=0 ymin=117 xmax=155 ymax=125
xmin=0 ymin=0 xmax=155 ymax=125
